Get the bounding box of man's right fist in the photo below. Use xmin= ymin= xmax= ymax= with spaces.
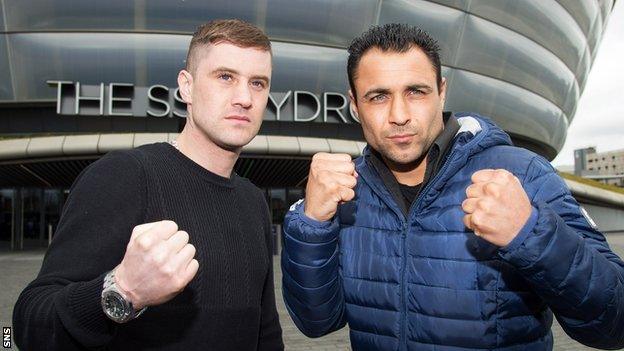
xmin=304 ymin=153 xmax=358 ymax=222
xmin=114 ymin=220 xmax=199 ymax=310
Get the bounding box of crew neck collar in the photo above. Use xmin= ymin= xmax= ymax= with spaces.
xmin=160 ymin=142 xmax=238 ymax=188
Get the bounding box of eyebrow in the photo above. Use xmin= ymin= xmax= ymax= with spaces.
xmin=363 ymin=87 xmax=391 ymax=99
xmin=363 ymin=83 xmax=433 ymax=99
xmin=212 ymin=66 xmax=270 ymax=84
xmin=406 ymin=84 xmax=433 ymax=92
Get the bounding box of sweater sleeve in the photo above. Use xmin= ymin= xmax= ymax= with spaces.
xmin=498 ymin=156 xmax=624 ymax=349
xmin=12 ymin=151 xmax=146 ymax=350
xmin=281 ymin=199 xmax=346 ymax=338
xmin=257 ymin=194 xmax=284 ymax=351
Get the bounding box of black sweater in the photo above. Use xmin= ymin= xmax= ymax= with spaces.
xmin=13 ymin=142 xmax=284 ymax=350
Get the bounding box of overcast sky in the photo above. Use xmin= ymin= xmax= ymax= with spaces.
xmin=551 ymin=1 xmax=624 ymax=166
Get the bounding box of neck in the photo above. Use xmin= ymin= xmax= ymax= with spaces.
xmin=175 ymin=121 xmax=240 ymax=179
xmin=384 ymin=153 xmax=428 ymax=186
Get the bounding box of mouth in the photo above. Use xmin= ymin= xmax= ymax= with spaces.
xmin=225 ymin=115 xmax=251 ymax=123
xmin=387 ymin=133 xmax=416 ymax=143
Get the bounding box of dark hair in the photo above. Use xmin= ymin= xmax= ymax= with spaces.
xmin=347 ymin=23 xmax=441 ymax=97
xmin=186 ymin=19 xmax=271 ymax=73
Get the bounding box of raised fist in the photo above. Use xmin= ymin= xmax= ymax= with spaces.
xmin=304 ymin=153 xmax=358 ymax=222
xmin=461 ymin=169 xmax=532 ymax=247
xmin=114 ymin=220 xmax=199 ymax=309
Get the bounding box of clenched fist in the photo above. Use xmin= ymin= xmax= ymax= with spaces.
xmin=304 ymin=153 xmax=358 ymax=222
xmin=114 ymin=220 xmax=199 ymax=309
xmin=461 ymin=169 xmax=532 ymax=247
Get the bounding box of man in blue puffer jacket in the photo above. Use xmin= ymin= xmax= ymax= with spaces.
xmin=281 ymin=23 xmax=624 ymax=350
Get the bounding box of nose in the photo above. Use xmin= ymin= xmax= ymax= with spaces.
xmin=232 ymin=81 xmax=253 ymax=109
xmin=388 ymin=96 xmax=410 ymax=126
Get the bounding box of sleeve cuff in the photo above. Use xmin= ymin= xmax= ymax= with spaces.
xmin=298 ymin=200 xmax=335 ymax=229
xmin=55 ymin=274 xmax=117 ymax=347
xmin=499 ymin=207 xmax=538 ymax=255
xmin=283 ymin=199 xmax=340 ymax=243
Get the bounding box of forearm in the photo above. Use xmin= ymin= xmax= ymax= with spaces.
xmin=281 ymin=201 xmax=346 ymax=337
xmin=13 ymin=275 xmax=117 ymax=350
xmin=499 ymin=203 xmax=624 ymax=348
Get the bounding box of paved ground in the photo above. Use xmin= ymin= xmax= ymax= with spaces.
xmin=2 ymin=234 xmax=624 ymax=350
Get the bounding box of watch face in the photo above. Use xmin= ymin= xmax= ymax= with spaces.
xmin=104 ymin=293 xmax=127 ymax=320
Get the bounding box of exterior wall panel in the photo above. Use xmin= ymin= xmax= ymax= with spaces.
xmin=0 ymin=0 xmax=615 ymax=159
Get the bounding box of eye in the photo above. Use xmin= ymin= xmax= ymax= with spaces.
xmin=370 ymin=94 xmax=387 ymax=102
xmin=218 ymin=73 xmax=233 ymax=81
xmin=408 ymin=89 xmax=425 ymax=96
xmin=251 ymin=80 xmax=266 ymax=89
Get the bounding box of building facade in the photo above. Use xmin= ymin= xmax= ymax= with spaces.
xmin=575 ymin=147 xmax=624 ymax=186
xmin=0 ymin=0 xmax=616 ymax=250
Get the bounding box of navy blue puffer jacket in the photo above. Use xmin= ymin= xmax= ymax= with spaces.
xmin=281 ymin=114 xmax=624 ymax=350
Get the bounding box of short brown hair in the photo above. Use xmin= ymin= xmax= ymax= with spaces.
xmin=185 ymin=19 xmax=272 ymax=73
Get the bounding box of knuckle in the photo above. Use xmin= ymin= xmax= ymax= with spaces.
xmin=496 ymin=169 xmax=509 ymax=178
xmin=161 ymin=220 xmax=179 ymax=233
xmin=174 ymin=276 xmax=187 ymax=290
xmin=152 ymin=251 xmax=167 ymax=266
xmin=160 ymin=264 xmax=175 ymax=277
xmin=349 ymin=189 xmax=356 ymax=199
xmin=187 ymin=244 xmax=196 ymax=257
xmin=476 ymin=199 xmax=487 ymax=211
xmin=136 ymin=236 xmax=152 ymax=250
xmin=346 ymin=162 xmax=355 ymax=173
xmin=131 ymin=226 xmax=142 ymax=237
xmin=349 ymin=176 xmax=358 ymax=188
xmin=461 ymin=199 xmax=471 ymax=210
xmin=178 ymin=231 xmax=189 ymax=243
xmin=482 ymin=201 xmax=495 ymax=214
xmin=471 ymin=212 xmax=483 ymax=226
xmin=344 ymin=188 xmax=355 ymax=199
xmin=326 ymin=180 xmax=338 ymax=192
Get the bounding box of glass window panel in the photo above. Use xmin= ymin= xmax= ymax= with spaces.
xmin=269 ymin=188 xmax=287 ymax=224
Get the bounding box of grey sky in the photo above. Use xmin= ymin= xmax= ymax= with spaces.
xmin=552 ymin=1 xmax=624 ymax=166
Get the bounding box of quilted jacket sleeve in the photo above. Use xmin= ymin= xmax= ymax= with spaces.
xmin=498 ymin=156 xmax=624 ymax=349
xmin=281 ymin=199 xmax=347 ymax=337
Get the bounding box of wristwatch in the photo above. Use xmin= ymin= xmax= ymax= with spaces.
xmin=101 ymin=268 xmax=147 ymax=323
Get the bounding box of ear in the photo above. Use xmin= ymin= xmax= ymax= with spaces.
xmin=348 ymin=89 xmax=360 ymax=122
xmin=177 ymin=70 xmax=193 ymax=104
xmin=439 ymin=77 xmax=447 ymax=110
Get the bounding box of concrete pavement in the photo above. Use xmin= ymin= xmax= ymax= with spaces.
xmin=2 ymin=234 xmax=624 ymax=350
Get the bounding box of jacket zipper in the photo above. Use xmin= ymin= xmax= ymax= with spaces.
xmin=358 ymin=146 xmax=459 ymax=351
xmin=400 ymin=147 xmax=458 ymax=351
xmin=400 ymin=219 xmax=408 ymax=351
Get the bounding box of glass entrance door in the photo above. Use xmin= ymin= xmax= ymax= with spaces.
xmin=0 ymin=189 xmax=14 ymax=250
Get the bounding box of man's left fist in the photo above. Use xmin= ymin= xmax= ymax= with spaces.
xmin=461 ymin=169 xmax=532 ymax=247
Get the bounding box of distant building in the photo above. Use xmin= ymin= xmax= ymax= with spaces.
xmin=556 ymin=165 xmax=575 ymax=174
xmin=574 ymin=147 xmax=624 ymax=187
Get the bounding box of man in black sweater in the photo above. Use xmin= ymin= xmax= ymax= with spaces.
xmin=13 ymin=19 xmax=283 ymax=350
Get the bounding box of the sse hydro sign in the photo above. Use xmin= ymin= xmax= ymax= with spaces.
xmin=47 ymin=81 xmax=360 ymax=124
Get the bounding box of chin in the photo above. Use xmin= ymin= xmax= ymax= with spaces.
xmin=219 ymin=136 xmax=255 ymax=151
xmin=384 ymin=149 xmax=425 ymax=166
